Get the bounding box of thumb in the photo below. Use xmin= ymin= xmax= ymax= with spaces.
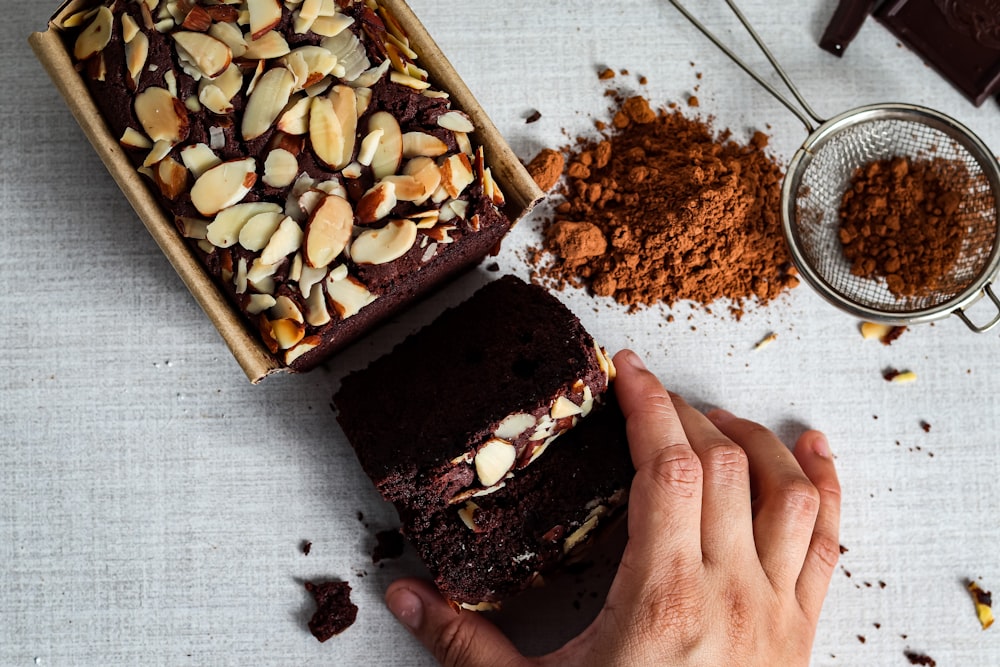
xmin=385 ymin=578 xmax=528 ymax=667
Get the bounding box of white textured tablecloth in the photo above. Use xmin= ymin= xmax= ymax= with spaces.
xmin=3 ymin=0 xmax=1000 ymax=664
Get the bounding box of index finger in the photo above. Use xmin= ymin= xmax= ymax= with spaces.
xmin=612 ymin=349 xmax=703 ymax=562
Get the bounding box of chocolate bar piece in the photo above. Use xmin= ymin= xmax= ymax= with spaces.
xmin=875 ymin=0 xmax=1000 ymax=106
xmin=820 ymin=0 xmax=879 ymax=57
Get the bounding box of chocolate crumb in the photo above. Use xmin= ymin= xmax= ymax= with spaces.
xmin=486 ymin=262 xmax=500 ymax=272
xmin=304 ymin=581 xmax=358 ymax=642
xmin=920 ymin=420 xmax=931 ymax=433
xmin=879 ymin=581 xmax=887 ymax=589
xmin=839 ymin=544 xmax=849 ymax=554
xmin=302 ymin=540 xmax=312 ymax=556
xmin=904 ymin=650 xmax=936 ymax=666
xmin=372 ymin=529 xmax=405 ymax=563
xmin=857 ymin=635 xmax=866 ymax=643
xmin=525 ymin=109 xmax=542 ymax=124
xmin=598 ymin=67 xmax=615 ymax=80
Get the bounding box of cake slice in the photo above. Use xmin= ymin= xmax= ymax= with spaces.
xmin=334 ymin=275 xmax=616 ymax=512
xmin=400 ymin=393 xmax=633 ymax=607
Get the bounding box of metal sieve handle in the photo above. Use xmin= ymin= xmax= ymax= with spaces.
xmin=666 ymin=0 xmax=826 ymax=132
xmin=955 ymin=284 xmax=1000 ymax=333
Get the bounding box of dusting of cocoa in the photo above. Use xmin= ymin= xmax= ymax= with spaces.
xmin=532 ymin=95 xmax=797 ymax=316
xmin=526 ymin=148 xmax=565 ymax=193
xmin=838 ymin=156 xmax=974 ymax=298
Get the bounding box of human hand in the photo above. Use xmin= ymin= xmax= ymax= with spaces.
xmin=384 ymin=349 xmax=841 ymax=667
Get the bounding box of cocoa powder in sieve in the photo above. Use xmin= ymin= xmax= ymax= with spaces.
xmin=837 ymin=156 xmax=970 ymax=297
xmin=531 ymin=95 xmax=797 ymax=315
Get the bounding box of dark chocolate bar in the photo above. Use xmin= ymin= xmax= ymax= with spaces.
xmin=875 ymin=0 xmax=1000 ymax=106
xmin=820 ymin=0 xmax=879 ymax=57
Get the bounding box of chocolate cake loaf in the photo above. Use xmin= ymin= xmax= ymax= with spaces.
xmin=334 ymin=275 xmax=616 ymax=512
xmin=335 ymin=276 xmax=630 ymax=607
xmin=63 ymin=0 xmax=514 ymax=371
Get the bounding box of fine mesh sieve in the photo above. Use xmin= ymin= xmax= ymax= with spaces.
xmin=668 ymin=0 xmax=1000 ymax=332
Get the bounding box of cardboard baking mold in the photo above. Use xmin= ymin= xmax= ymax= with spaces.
xmin=30 ymin=0 xmax=544 ymax=383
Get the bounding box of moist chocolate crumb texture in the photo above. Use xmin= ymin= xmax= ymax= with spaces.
xmin=334 ymin=276 xmax=617 ymax=514
xmin=64 ymin=0 xmax=513 ymax=371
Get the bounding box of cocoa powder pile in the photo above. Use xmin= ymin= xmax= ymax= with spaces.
xmin=531 ymin=95 xmax=797 ymax=315
xmin=838 ymin=156 xmax=971 ymax=298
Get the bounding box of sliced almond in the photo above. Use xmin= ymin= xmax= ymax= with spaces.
xmin=309 ymin=86 xmax=356 ymax=170
xmin=551 ymin=395 xmax=583 ymax=419
xmin=260 ymin=216 xmax=304 ymax=265
xmin=206 ymin=202 xmax=282 ymax=248
xmin=285 ymin=335 xmax=321 ymax=364
xmin=293 ymin=0 xmax=321 ymax=33
xmin=402 ymin=132 xmax=448 ymax=158
xmin=270 ymin=318 xmax=306 ymax=350
xmin=299 ymin=263 xmax=327 ymax=300
xmin=63 ymin=7 xmax=99 ymax=29
xmin=74 ymin=6 xmax=113 ymax=61
xmin=367 ymin=111 xmax=403 ymax=179
xmin=247 ymin=257 xmax=280 ymax=292
xmin=133 ymin=87 xmax=189 ymax=144
xmin=172 ymin=31 xmax=232 ymax=79
xmin=154 ymin=156 xmax=189 ymax=200
xmin=277 ymin=96 xmax=312 ymax=135
xmin=356 ymin=181 xmax=397 ymax=224
xmin=124 ymin=30 xmax=149 ymax=89
xmin=494 ymin=413 xmax=536 ymax=441
xmin=310 ymin=12 xmax=353 ymax=37
xmin=180 ymin=143 xmax=222 ymax=179
xmin=262 ymin=148 xmax=299 ymax=188
xmin=141 ymin=139 xmax=174 ymax=168
xmin=121 ymin=13 xmax=140 ymax=42
xmin=120 ymin=126 xmax=153 ymax=150
xmin=247 ymin=0 xmax=283 ymax=40
xmin=191 ymin=158 xmax=257 ymax=217
xmin=242 ymin=67 xmax=295 ymax=141
xmin=303 ymin=286 xmax=331 ymax=327
xmin=198 ymin=63 xmax=243 ymax=115
xmin=457 ymin=501 xmax=482 ymax=533
xmin=347 ymin=60 xmax=390 ymax=89
xmin=563 ymin=508 xmax=606 ymax=554
xmin=234 ymin=257 xmax=249 ymax=294
xmin=239 ymin=211 xmax=286 ymax=251
xmin=381 ymin=174 xmax=427 ymax=203
xmin=176 ymin=216 xmax=209 ymax=240
xmin=321 ymin=29 xmax=369 ymax=82
xmin=325 ymin=274 xmax=377 ymax=319
xmin=303 ymin=194 xmax=353 ymax=269
xmin=281 ymin=46 xmax=338 ymax=90
xmin=437 ymin=110 xmax=475 ymax=133
xmin=270 ymin=295 xmax=304 ymax=323
xmin=594 ymin=343 xmax=616 ymax=382
xmin=389 ymin=70 xmax=429 ymax=90
xmin=181 ymin=4 xmax=213 ymax=31
xmin=242 ymin=30 xmax=290 ymax=60
xmin=474 ymin=439 xmax=517 ymax=487
xmin=402 ymin=157 xmax=441 ymax=204
xmin=439 ymin=153 xmax=475 ymax=199
xmin=356 ymin=128 xmax=384 ymax=167
xmin=246 ymin=293 xmax=277 ymax=315
xmin=208 ymin=21 xmax=248 ymax=58
xmin=350 ymin=219 xmax=417 ymax=265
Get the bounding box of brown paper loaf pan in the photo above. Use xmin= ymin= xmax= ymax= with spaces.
xmin=30 ymin=0 xmax=544 ymax=383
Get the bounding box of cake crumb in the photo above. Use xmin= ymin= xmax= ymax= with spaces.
xmin=904 ymin=651 xmax=936 ymax=666
xmin=688 ymin=95 xmax=700 ymax=107
xmin=301 ymin=540 xmax=312 ymax=556
xmin=525 ymin=109 xmax=542 ymax=124
xmin=304 ymin=581 xmax=358 ymax=642
xmin=598 ymin=67 xmax=615 ymax=80
xmin=372 ymin=529 xmax=406 ymax=563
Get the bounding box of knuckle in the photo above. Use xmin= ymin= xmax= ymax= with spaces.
xmin=776 ymin=477 xmax=821 ymax=516
xmin=650 ymin=447 xmax=704 ymax=495
xmin=700 ymin=440 xmax=749 ymax=482
xmin=431 ymin=615 xmax=480 ymax=667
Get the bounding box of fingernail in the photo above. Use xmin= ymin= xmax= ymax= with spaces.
xmin=812 ymin=433 xmax=832 ymax=459
xmin=621 ymin=349 xmax=647 ymax=371
xmin=386 ymin=587 xmax=424 ymax=630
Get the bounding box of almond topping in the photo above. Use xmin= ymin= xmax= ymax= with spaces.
xmin=124 ymin=30 xmax=149 ymax=89
xmin=153 ymin=156 xmax=189 ymax=200
xmin=270 ymin=295 xmax=304 ymax=323
xmin=551 ymin=395 xmax=583 ymax=419
xmin=494 ymin=413 xmax=536 ymax=440
xmin=172 ymin=31 xmax=232 ymax=79
xmin=474 ymin=439 xmax=517 ymax=487
xmin=325 ymin=274 xmax=377 ymax=319
xmin=458 ymin=501 xmax=483 ymax=533
xmin=439 ymin=152 xmax=475 ymax=199
xmin=402 ymin=132 xmax=448 ymax=158
xmin=120 ymin=127 xmax=153 ymax=150
xmin=238 ymin=211 xmax=285 ymax=251
xmin=303 ymin=287 xmax=331 ymax=327
xmin=277 ymin=96 xmax=312 ymax=135
xmin=242 ymin=67 xmax=295 ymax=141
xmin=304 ymin=194 xmax=353 ymax=269
xmin=133 ymin=87 xmax=189 ymax=144
xmin=309 ymin=86 xmax=357 ymax=170
xmin=260 ymin=216 xmax=304 ymax=265
xmin=74 ymin=6 xmax=113 ymax=61
xmin=208 ymin=21 xmax=248 ymax=59
xmin=247 ymin=0 xmax=283 ymax=40
xmin=270 ymin=318 xmax=306 ymax=350
xmin=263 ymin=148 xmax=299 ymax=188
xmin=281 ymin=46 xmax=338 ymax=91
xmin=367 ymin=111 xmax=403 ymax=179
xmin=437 ymin=110 xmax=475 ymax=133
xmin=242 ymin=30 xmax=290 ymax=60
xmin=246 ymin=294 xmax=277 ymax=315
xmin=180 ymin=143 xmax=222 ymax=179
xmin=285 ymin=336 xmax=321 ymax=364
xmin=190 ymin=158 xmax=257 ymax=217
xmin=206 ymin=202 xmax=282 ymax=248
xmin=350 ymin=219 xmax=417 ymax=265
xmin=181 ymin=5 xmax=212 ymax=31
xmin=402 ymin=157 xmax=441 ymax=204
xmin=356 ymin=181 xmax=397 ymax=224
